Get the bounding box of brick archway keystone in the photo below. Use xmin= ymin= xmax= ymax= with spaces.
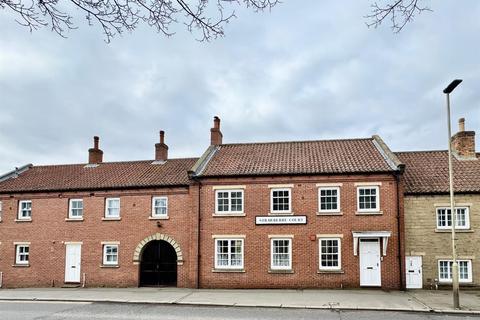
xmin=133 ymin=233 xmax=184 ymax=265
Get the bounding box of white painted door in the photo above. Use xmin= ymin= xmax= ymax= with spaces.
xmin=359 ymin=239 xmax=381 ymax=286
xmin=65 ymin=244 xmax=82 ymax=283
xmin=406 ymin=256 xmax=423 ymax=289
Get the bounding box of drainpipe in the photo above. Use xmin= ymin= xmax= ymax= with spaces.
xmin=395 ymin=166 xmax=405 ymax=290
xmin=191 ymin=177 xmax=202 ymax=289
xmin=0 ymin=271 xmax=3 ymax=288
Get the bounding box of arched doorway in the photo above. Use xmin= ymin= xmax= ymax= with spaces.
xmin=140 ymin=240 xmax=177 ymax=286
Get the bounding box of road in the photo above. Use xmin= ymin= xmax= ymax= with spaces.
xmin=0 ymin=301 xmax=478 ymax=320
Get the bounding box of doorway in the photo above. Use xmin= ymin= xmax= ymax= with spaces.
xmin=140 ymin=240 xmax=177 ymax=286
xmin=359 ymin=239 xmax=381 ymax=287
xmin=406 ymin=256 xmax=423 ymax=289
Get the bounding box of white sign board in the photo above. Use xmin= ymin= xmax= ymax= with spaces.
xmin=255 ymin=215 xmax=307 ymax=225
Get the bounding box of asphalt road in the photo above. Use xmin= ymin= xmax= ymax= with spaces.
xmin=0 ymin=301 xmax=478 ymax=320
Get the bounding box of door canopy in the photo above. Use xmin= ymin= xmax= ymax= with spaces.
xmin=352 ymin=231 xmax=391 ymax=256
xmin=133 ymin=233 xmax=184 ymax=265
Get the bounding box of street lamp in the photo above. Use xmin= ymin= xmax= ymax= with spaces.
xmin=443 ymin=79 xmax=462 ymax=309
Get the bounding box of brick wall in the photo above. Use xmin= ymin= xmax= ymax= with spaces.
xmin=404 ymin=194 xmax=480 ymax=288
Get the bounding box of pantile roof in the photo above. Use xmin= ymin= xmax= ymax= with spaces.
xmin=396 ymin=151 xmax=480 ymax=194
xmin=0 ymin=158 xmax=198 ymax=193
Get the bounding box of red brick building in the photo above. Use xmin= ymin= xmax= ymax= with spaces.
xmin=0 ymin=118 xmax=405 ymax=289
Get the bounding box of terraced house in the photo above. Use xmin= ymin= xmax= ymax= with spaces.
xmin=0 ymin=117 xmax=406 ymax=289
xmin=397 ymin=118 xmax=480 ymax=289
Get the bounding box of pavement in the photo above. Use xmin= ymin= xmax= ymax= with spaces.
xmin=0 ymin=287 xmax=479 ymax=315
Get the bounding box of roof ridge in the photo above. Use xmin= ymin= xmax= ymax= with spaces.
xmin=219 ymin=137 xmax=373 ymax=147
xmin=29 ymin=157 xmax=199 ymax=168
xmin=395 ymin=150 xmax=448 ymax=154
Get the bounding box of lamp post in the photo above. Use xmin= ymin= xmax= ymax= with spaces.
xmin=443 ymin=79 xmax=462 ymax=309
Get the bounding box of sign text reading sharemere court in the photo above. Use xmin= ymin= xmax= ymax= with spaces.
xmin=255 ymin=215 xmax=307 ymax=225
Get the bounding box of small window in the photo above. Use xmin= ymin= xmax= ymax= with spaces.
xmin=15 ymin=245 xmax=29 ymax=265
xmin=271 ymin=238 xmax=292 ymax=270
xmin=271 ymin=188 xmax=291 ymax=213
xmin=69 ymin=199 xmax=84 ymax=219
xmin=438 ymin=260 xmax=472 ymax=283
xmin=105 ymin=198 xmax=120 ymax=218
xmin=152 ymin=197 xmax=168 ymax=217
xmin=436 ymin=207 xmax=470 ymax=229
xmin=103 ymin=245 xmax=119 ymax=265
xmin=318 ymin=187 xmax=340 ymax=212
xmin=214 ymin=239 xmax=244 ymax=269
xmin=319 ymin=238 xmax=341 ymax=270
xmin=215 ymin=190 xmax=244 ymax=214
xmin=18 ymin=200 xmax=32 ymax=219
xmin=357 ymin=186 xmax=379 ymax=212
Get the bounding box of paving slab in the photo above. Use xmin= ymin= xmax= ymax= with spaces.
xmin=407 ymin=290 xmax=480 ymax=313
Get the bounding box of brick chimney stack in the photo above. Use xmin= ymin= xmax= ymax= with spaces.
xmin=210 ymin=116 xmax=223 ymax=145
xmin=155 ymin=130 xmax=169 ymax=161
xmin=451 ymin=118 xmax=476 ymax=158
xmin=88 ymin=136 xmax=103 ymax=164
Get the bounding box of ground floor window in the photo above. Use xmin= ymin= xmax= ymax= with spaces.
xmin=15 ymin=244 xmax=29 ymax=265
xmin=270 ymin=238 xmax=292 ymax=270
xmin=438 ymin=260 xmax=472 ymax=283
xmin=103 ymin=244 xmax=119 ymax=266
xmin=215 ymin=239 xmax=244 ymax=269
xmin=319 ymin=238 xmax=341 ymax=270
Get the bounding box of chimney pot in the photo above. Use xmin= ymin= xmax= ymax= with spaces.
xmin=155 ymin=130 xmax=168 ymax=161
xmin=459 ymin=118 xmax=465 ymax=132
xmin=160 ymin=130 xmax=165 ymax=144
xmin=94 ymin=136 xmax=99 ymax=149
xmin=210 ymin=116 xmax=223 ymax=145
xmin=88 ymin=136 xmax=103 ymax=164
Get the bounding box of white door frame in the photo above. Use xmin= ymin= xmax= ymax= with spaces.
xmin=65 ymin=243 xmax=82 ymax=283
xmin=359 ymin=238 xmax=381 ymax=287
xmin=406 ymin=256 xmax=423 ymax=289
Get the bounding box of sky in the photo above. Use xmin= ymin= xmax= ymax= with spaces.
xmin=1 ymin=1 xmax=480 ymax=173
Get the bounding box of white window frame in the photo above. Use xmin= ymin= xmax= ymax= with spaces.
xmin=319 ymin=237 xmax=342 ymax=271
xmin=103 ymin=244 xmax=119 ymax=266
xmin=357 ymin=186 xmax=380 ymax=212
xmin=214 ymin=190 xmax=244 ymax=215
xmin=69 ymin=199 xmax=84 ymax=219
xmin=17 ymin=200 xmax=32 ymax=220
xmin=0 ymin=200 xmax=2 ymax=221
xmin=270 ymin=188 xmax=292 ymax=214
xmin=438 ymin=260 xmax=472 ymax=283
xmin=152 ymin=196 xmax=168 ymax=218
xmin=270 ymin=238 xmax=292 ymax=270
xmin=318 ymin=187 xmax=340 ymax=213
xmin=105 ymin=198 xmax=120 ymax=218
xmin=15 ymin=244 xmax=30 ymax=265
xmin=436 ymin=207 xmax=470 ymax=230
xmin=214 ymin=238 xmax=244 ymax=270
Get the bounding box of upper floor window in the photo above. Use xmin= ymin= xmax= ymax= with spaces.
xmin=215 ymin=190 xmax=244 ymax=214
xmin=357 ymin=186 xmax=379 ymax=212
xmin=214 ymin=238 xmax=244 ymax=269
xmin=18 ymin=200 xmax=32 ymax=220
xmin=436 ymin=207 xmax=470 ymax=229
xmin=438 ymin=260 xmax=472 ymax=283
xmin=152 ymin=197 xmax=168 ymax=217
xmin=318 ymin=187 xmax=340 ymax=213
xmin=15 ymin=244 xmax=30 ymax=265
xmin=271 ymin=188 xmax=291 ymax=214
xmin=103 ymin=244 xmax=119 ymax=266
xmin=105 ymin=198 xmax=120 ymax=218
xmin=69 ymin=199 xmax=84 ymax=219
xmin=270 ymin=238 xmax=292 ymax=270
xmin=319 ymin=238 xmax=341 ymax=271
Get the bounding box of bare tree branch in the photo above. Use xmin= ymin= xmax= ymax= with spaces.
xmin=365 ymin=0 xmax=431 ymax=33
xmin=0 ymin=0 xmax=280 ymax=42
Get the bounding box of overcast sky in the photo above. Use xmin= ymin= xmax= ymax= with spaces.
xmin=1 ymin=1 xmax=479 ymax=172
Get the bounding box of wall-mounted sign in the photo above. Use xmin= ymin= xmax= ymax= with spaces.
xmin=255 ymin=215 xmax=307 ymax=225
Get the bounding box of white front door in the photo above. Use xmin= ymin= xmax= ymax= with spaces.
xmin=406 ymin=256 xmax=423 ymax=289
xmin=359 ymin=239 xmax=381 ymax=286
xmin=65 ymin=244 xmax=82 ymax=283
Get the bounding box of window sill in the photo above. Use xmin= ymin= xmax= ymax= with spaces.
xmin=355 ymin=211 xmax=383 ymax=215
xmin=269 ymin=212 xmax=294 ymax=216
xmin=102 ymin=217 xmax=121 ymax=221
xmin=12 ymin=264 xmax=30 ymax=268
xmin=15 ymin=218 xmax=32 ymax=222
xmin=435 ymin=229 xmax=473 ymax=233
xmin=268 ymin=269 xmax=294 ymax=274
xmin=65 ymin=218 xmax=84 ymax=222
xmin=212 ymin=268 xmax=245 ymax=273
xmin=100 ymin=264 xmax=120 ymax=268
xmin=317 ymin=212 xmax=343 ymax=216
xmin=317 ymin=269 xmax=344 ymax=274
xmin=213 ymin=213 xmax=246 ymax=217
xmin=149 ymin=216 xmax=169 ymax=220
